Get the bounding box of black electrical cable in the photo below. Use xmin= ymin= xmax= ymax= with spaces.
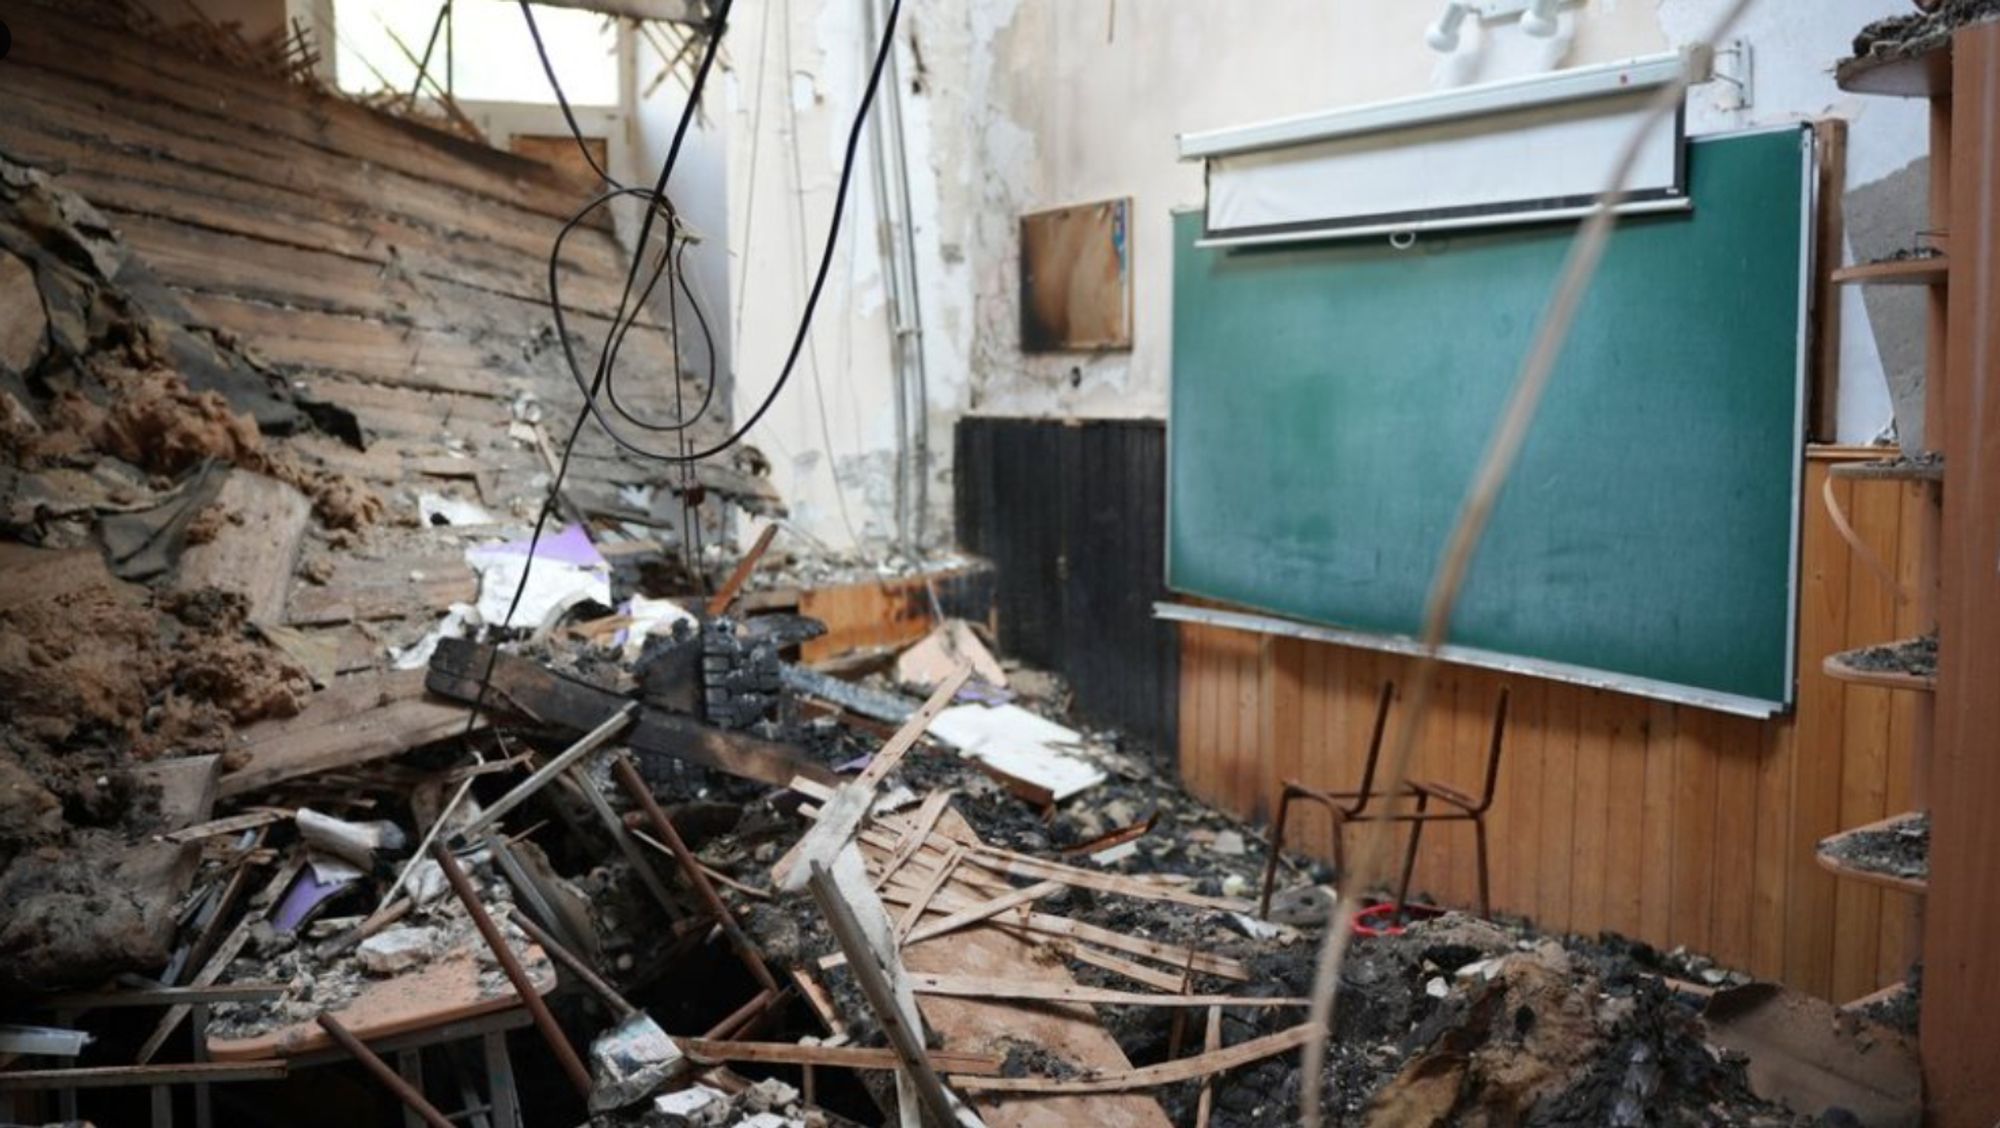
xmin=516 ymin=0 xmax=625 ymax=189
xmin=457 ymin=0 xmax=902 ymax=753
xmin=540 ymin=0 xmax=905 ymax=466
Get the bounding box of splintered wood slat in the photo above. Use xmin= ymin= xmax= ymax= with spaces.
xmin=897 ymin=810 xmax=1174 ymax=1128
xmin=950 ymin=1024 xmax=1316 ymax=1095
xmin=221 ymin=671 xmax=478 ymax=799
xmin=906 ymin=976 xmax=1308 ymax=1010
xmin=172 ymin=470 xmax=311 ymax=624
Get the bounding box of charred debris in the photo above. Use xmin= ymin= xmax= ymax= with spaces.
xmin=0 ymin=16 xmax=1924 ymax=1128
xmin=0 ymin=168 xmax=1913 ymax=1127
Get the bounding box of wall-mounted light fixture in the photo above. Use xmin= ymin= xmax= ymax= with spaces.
xmin=1519 ymin=0 xmax=1562 ymax=39
xmin=1427 ymin=0 xmax=1582 ymax=53
xmin=1426 ymin=2 xmax=1472 ymax=53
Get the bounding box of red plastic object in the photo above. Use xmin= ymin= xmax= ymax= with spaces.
xmin=1352 ymin=901 xmax=1444 ymax=937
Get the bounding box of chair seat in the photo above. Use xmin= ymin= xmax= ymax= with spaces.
xmin=1409 ymin=779 xmax=1479 ymax=811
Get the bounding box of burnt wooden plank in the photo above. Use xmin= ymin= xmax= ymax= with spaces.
xmin=427 ymin=639 xmax=836 ymax=789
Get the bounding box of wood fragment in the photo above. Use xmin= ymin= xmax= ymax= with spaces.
xmin=873 ymin=789 xmax=955 ymax=892
xmin=705 ymin=523 xmax=779 ymax=616
xmin=159 ymin=808 xmax=292 ymax=844
xmin=806 ymin=852 xmax=978 ymax=1128
xmin=951 ymin=1024 xmax=1317 ymax=1094
xmin=773 ymin=664 xmax=972 ymax=891
xmin=456 ymin=702 xmax=636 ymax=840
xmin=0 ymin=1062 xmax=288 ymax=1091
xmin=1195 ymin=1006 xmax=1223 ymax=1128
xmin=894 ymin=843 xmax=964 ymax=943
xmin=680 ymin=1039 xmax=1003 ymax=1075
xmin=907 ymin=975 xmax=1308 ymax=1010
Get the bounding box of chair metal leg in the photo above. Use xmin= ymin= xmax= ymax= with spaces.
xmin=1258 ymin=786 xmax=1297 ymax=920
xmin=1395 ymin=794 xmax=1430 ymax=911
xmin=1473 ymin=814 xmax=1492 ymax=919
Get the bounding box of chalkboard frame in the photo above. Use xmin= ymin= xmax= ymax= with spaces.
xmin=1164 ymin=125 xmax=1816 ymax=718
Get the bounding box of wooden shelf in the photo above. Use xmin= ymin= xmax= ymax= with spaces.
xmin=1816 ymin=811 xmax=1929 ymax=896
xmin=1843 ymin=979 xmax=1912 ymax=1013
xmin=1831 ymin=257 xmax=1948 ymax=286
xmin=1824 ymin=638 xmax=1939 ymax=691
xmin=1836 ymin=41 xmax=1953 ymax=97
xmin=1829 ymin=454 xmax=1944 ymax=483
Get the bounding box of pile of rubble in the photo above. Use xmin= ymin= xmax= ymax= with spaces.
xmin=0 ymin=136 xmax=1920 ymax=1128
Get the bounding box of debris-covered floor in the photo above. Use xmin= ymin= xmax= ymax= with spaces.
xmin=0 ymin=3 xmax=1930 ymax=1125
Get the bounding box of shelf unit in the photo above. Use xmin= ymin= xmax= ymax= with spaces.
xmin=1827 ymin=456 xmax=1944 ymax=483
xmin=1832 ymin=18 xmax=2000 ymax=1125
xmin=1822 ymin=640 xmax=1939 ymax=692
xmin=1830 ymin=256 xmax=1949 ymax=286
xmin=1815 ymin=811 xmax=1930 ymax=896
xmin=1817 ymin=17 xmax=1954 ymax=1094
xmin=1835 ymin=41 xmax=1953 ymax=98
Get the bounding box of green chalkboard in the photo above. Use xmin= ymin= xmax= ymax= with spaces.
xmin=1169 ymin=127 xmax=1811 ymax=711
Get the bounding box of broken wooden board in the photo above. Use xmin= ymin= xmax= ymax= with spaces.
xmin=207 ymin=943 xmax=555 ymax=1060
xmin=796 ymin=566 xmax=996 ymax=665
xmin=220 ymin=670 xmax=478 ymax=799
xmin=1703 ymin=983 xmax=1921 ymax=1127
xmin=426 ymin=639 xmax=834 ymax=789
xmin=173 ymin=469 xmax=310 ymax=623
xmin=897 ymin=810 xmax=1172 ymax=1128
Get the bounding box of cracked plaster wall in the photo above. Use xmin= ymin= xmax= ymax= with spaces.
xmin=725 ymin=0 xmax=1929 ymax=552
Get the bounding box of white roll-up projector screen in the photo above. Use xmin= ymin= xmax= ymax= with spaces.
xmin=1181 ymin=53 xmax=1696 ymax=245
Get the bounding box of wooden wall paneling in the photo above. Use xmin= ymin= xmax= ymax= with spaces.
xmin=1830 ymin=476 xmax=1903 ymax=1002
xmin=1708 ymin=711 xmax=1764 ymax=971
xmin=1637 ymin=701 xmax=1678 ymax=945
xmin=1601 ymin=694 xmax=1649 ymax=939
xmin=1262 ymin=638 xmax=1306 ymax=828
xmin=1749 ymin=719 xmax=1795 ymax=980
xmin=1290 ymin=636 xmax=1333 ymax=861
xmin=1669 ymin=704 xmax=1720 ymax=955
xmin=1877 ymin=480 xmax=1928 ymax=985
xmin=1786 ymin=460 xmax=1855 ymax=996
xmin=1569 ymin=689 xmax=1616 ymax=938
xmin=17 ymin=9 xmax=592 ymax=222
xmin=1537 ymin=684 xmax=1581 ymax=932
xmin=1504 ymin=679 xmax=1550 ymax=924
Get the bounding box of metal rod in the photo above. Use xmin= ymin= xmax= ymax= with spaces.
xmin=698 ymin=987 xmax=778 ymax=1041
xmin=457 ymin=702 xmax=638 ymax=843
xmin=506 ymin=908 xmax=635 ymax=1020
xmin=315 ymin=1013 xmax=456 ymax=1128
xmin=609 ymin=754 xmax=778 ymax=992
xmin=430 ymin=842 xmax=595 ymax=1100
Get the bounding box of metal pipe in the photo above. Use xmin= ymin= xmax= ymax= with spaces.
xmin=507 ymin=908 xmax=636 ymax=1021
xmin=609 ymin=755 xmax=779 ymax=992
xmin=316 ymin=1013 xmax=456 ymax=1128
xmin=699 ymin=987 xmax=779 ymax=1041
xmin=430 ymin=841 xmax=595 ymax=1100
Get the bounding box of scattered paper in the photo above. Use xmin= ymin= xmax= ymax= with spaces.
xmin=620 ymin=594 xmax=697 ymax=663
xmin=465 ymin=524 xmax=611 ymax=632
xmin=391 ymin=602 xmax=480 ymax=670
xmin=418 ymin=491 xmax=497 ymax=528
xmin=929 ymin=703 xmax=1106 ymax=802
